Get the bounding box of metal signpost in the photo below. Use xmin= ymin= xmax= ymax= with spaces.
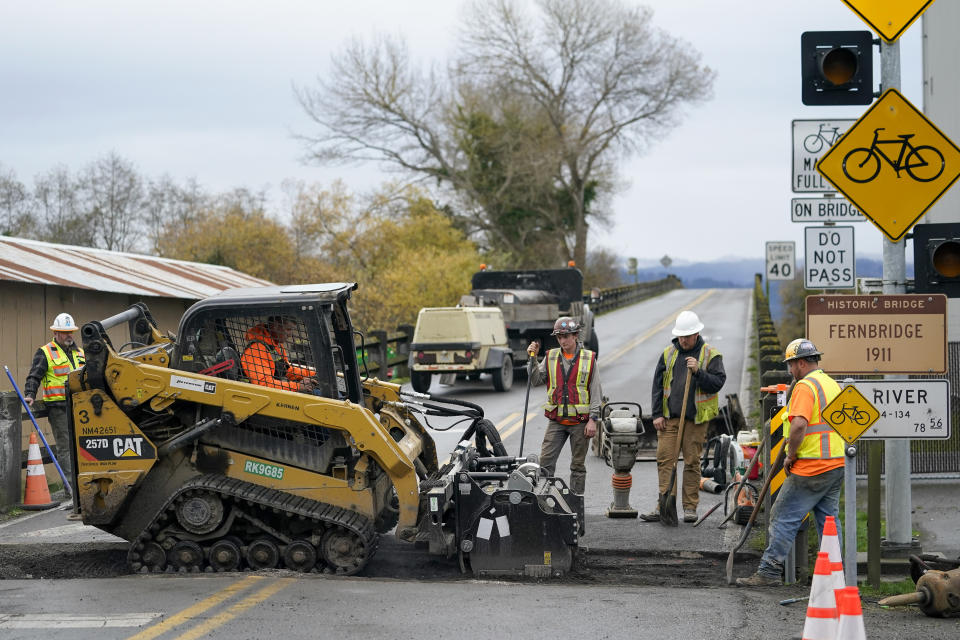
xmin=791 ymin=197 xmax=866 ymax=223
xmin=765 ymin=241 xmax=795 ymax=282
xmin=825 ymin=382 xmax=881 ymax=587
xmin=804 ymin=226 xmax=855 ymax=289
xmin=792 ymin=119 xmax=856 ymax=193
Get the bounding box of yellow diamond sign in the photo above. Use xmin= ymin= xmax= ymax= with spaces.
xmin=817 ymin=89 xmax=960 ymax=242
xmin=841 ymin=0 xmax=935 ymax=43
xmin=823 ymin=385 xmax=881 ymax=444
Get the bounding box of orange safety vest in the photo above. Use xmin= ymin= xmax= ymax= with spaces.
xmin=40 ymin=341 xmax=85 ymax=402
xmin=543 ymin=348 xmax=596 ymax=423
xmin=788 ymin=369 xmax=845 ymax=475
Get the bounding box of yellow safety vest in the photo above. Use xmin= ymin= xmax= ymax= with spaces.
xmin=40 ymin=341 xmax=85 ymax=402
xmin=790 ymin=369 xmax=844 ymax=461
xmin=543 ymin=348 xmax=595 ymax=422
xmin=662 ymin=343 xmax=721 ymax=424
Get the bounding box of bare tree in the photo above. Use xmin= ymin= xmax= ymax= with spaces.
xmin=298 ymin=0 xmax=714 ymax=266
xmin=32 ymin=165 xmax=95 ymax=246
xmin=144 ymin=175 xmax=209 ymax=254
xmin=0 ymin=164 xmax=30 ymax=236
xmin=77 ymin=152 xmax=145 ymax=252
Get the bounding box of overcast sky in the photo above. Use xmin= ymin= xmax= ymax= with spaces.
xmin=0 ymin=1 xmax=926 ymax=263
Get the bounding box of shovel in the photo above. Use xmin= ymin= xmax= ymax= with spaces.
xmin=725 ymin=446 xmax=786 ymax=585
xmin=658 ymin=368 xmax=692 ymax=527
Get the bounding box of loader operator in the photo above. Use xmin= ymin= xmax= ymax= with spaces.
xmin=738 ymin=339 xmax=844 ymax=587
xmin=527 ymin=317 xmax=602 ymax=496
xmin=642 ymin=310 xmax=725 ymax=524
xmin=241 ymin=316 xmax=318 ymax=393
xmin=23 ymin=312 xmax=86 ymax=499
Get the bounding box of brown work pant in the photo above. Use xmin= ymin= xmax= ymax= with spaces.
xmin=539 ymin=420 xmax=589 ymax=495
xmin=655 ymin=417 xmax=707 ymax=510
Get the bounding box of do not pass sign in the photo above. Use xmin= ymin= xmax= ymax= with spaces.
xmin=805 ymin=226 xmax=855 ymax=289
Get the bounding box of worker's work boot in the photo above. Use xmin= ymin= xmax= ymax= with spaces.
xmin=683 ymin=509 xmax=697 ymax=523
xmin=735 ymin=572 xmax=782 ymax=587
xmin=638 ymin=507 xmax=660 ymax=522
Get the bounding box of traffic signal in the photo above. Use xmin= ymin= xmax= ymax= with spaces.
xmin=913 ymin=223 xmax=960 ymax=298
xmin=801 ymin=31 xmax=874 ymax=106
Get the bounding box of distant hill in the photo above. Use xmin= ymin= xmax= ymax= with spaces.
xmin=632 ymin=255 xmax=902 ymax=289
xmin=630 ymin=255 xmax=910 ymax=322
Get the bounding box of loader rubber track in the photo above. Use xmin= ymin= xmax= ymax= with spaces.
xmin=127 ymin=474 xmax=378 ymax=576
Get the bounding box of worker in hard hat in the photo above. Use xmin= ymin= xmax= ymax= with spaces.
xmin=527 ymin=316 xmax=602 ymax=496
xmin=642 ymin=310 xmax=726 ymax=523
xmin=23 ymin=312 xmax=86 ymax=499
xmin=737 ymin=338 xmax=844 ymax=587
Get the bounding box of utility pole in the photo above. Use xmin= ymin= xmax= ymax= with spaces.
xmin=879 ymin=39 xmax=913 ymax=553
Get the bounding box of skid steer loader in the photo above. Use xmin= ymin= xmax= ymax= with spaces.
xmin=66 ymin=283 xmax=581 ymax=576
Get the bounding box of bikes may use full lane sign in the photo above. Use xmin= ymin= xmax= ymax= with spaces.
xmin=816 ymin=89 xmax=960 ymax=242
xmin=793 ymin=120 xmax=856 ymax=193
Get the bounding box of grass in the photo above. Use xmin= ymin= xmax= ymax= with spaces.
xmin=859 ymin=577 xmax=917 ymax=598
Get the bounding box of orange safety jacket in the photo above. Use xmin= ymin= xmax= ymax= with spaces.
xmin=240 ymin=325 xmax=314 ymax=391
xmin=40 ymin=341 xmax=85 ymax=402
xmin=543 ymin=348 xmax=596 ymax=424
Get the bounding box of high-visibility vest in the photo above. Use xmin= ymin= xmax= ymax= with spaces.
xmin=40 ymin=341 xmax=85 ymax=402
xmin=790 ymin=369 xmax=844 ymax=461
xmin=661 ymin=343 xmax=721 ymax=424
xmin=543 ymin=348 xmax=596 ymax=422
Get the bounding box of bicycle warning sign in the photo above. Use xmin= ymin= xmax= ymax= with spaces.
xmin=822 ymin=385 xmax=880 ymax=444
xmin=817 ymin=89 xmax=960 ymax=242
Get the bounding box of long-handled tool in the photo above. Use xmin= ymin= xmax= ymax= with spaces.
xmin=658 ymin=368 xmax=692 ymax=527
xmin=726 ymin=446 xmax=786 ymax=585
xmin=717 ymin=438 xmax=766 ymax=529
xmin=4 ymin=365 xmax=73 ymax=497
xmin=518 ymin=341 xmax=540 ymax=456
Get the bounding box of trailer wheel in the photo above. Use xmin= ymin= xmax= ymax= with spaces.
xmin=586 ymin=329 xmax=599 ymax=355
xmin=411 ymin=371 xmax=432 ymax=393
xmin=492 ymin=355 xmax=513 ymax=392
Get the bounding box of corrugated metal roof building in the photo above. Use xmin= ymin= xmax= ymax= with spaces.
xmin=0 ymin=236 xmax=273 ymax=473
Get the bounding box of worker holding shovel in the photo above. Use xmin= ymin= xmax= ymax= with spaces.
xmin=641 ymin=311 xmax=725 ymax=525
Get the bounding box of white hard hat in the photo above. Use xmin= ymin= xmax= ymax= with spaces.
xmin=50 ymin=313 xmax=78 ymax=332
xmin=672 ymin=310 xmax=704 ymax=337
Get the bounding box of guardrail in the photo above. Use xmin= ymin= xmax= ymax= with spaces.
xmin=357 ymin=276 xmax=684 ymax=380
xmin=584 ymin=275 xmax=683 ymax=314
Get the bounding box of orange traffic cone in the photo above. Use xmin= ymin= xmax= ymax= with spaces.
xmin=821 ymin=516 xmax=845 ymax=591
xmin=21 ymin=432 xmax=57 ymax=510
xmin=835 ymin=586 xmax=867 ymax=640
xmin=801 ymin=552 xmax=838 ymax=640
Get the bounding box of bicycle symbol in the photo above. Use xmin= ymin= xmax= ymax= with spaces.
xmin=804 ymin=124 xmax=842 ymax=154
xmin=829 ymin=403 xmax=871 ymax=427
xmin=842 ymin=127 xmax=945 ymax=184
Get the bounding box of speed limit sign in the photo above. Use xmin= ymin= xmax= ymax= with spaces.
xmin=766 ymin=241 xmax=795 ymax=281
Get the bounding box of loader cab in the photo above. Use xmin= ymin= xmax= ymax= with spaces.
xmin=172 ymin=283 xmax=365 ymax=404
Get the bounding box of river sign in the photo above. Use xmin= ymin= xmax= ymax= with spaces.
xmin=850 ymin=379 xmax=951 ymax=440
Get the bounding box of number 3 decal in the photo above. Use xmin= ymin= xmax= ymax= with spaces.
xmin=78 ymin=409 xmax=90 ymax=424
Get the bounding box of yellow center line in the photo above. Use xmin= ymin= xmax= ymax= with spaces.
xmin=495 ymin=412 xmax=521 ymax=431
xmin=500 ymin=412 xmax=539 ymax=441
xmin=171 ymin=578 xmax=295 ymax=640
xmin=125 ymin=575 xmax=264 ymax=640
xmin=603 ymin=290 xmax=717 ymax=366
